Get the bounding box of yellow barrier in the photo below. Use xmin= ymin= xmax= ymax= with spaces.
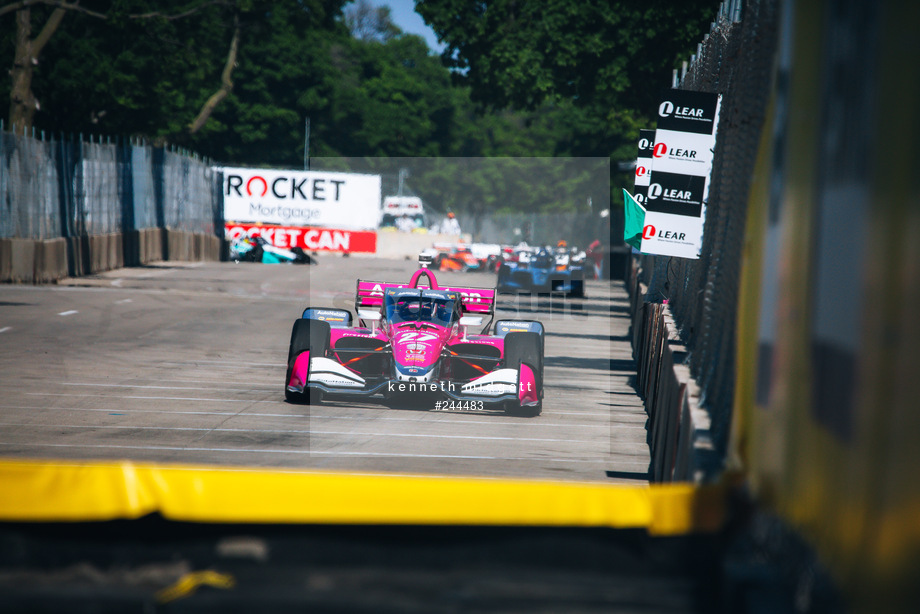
xmin=0 ymin=459 xmax=725 ymax=536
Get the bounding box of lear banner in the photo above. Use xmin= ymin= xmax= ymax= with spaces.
xmin=634 ymin=129 xmax=655 ymax=207
xmin=643 ymin=90 xmax=721 ymax=259
xmin=221 ymin=167 xmax=382 ymax=231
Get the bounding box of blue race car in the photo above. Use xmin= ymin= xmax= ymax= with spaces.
xmin=496 ymin=246 xmax=585 ymax=297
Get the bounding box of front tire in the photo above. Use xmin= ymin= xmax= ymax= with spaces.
xmin=285 ymin=319 xmax=330 ymax=404
xmin=502 ymin=331 xmax=543 ymax=417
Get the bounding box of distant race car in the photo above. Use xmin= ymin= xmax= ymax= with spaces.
xmin=496 ymin=246 xmax=585 ymax=297
xmin=433 ymin=244 xmax=481 ymax=272
xmin=427 ymin=242 xmax=504 ymax=273
xmin=284 ymin=255 xmax=545 ymax=416
xmin=231 ymin=235 xmax=315 ymax=264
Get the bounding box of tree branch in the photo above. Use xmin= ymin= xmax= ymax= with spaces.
xmin=31 ymin=5 xmax=66 ymax=57
xmin=0 ymin=1 xmax=105 ymax=20
xmin=187 ymin=11 xmax=239 ymax=134
xmin=128 ymin=0 xmax=233 ymax=21
xmin=0 ymin=0 xmax=231 ymax=21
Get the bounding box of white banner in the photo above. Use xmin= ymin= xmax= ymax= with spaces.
xmin=220 ymin=167 xmax=381 ymax=230
xmin=640 ymin=211 xmax=705 ymax=259
xmin=649 ymin=129 xmax=717 ymax=175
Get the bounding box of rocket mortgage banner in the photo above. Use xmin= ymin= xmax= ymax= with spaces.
xmin=225 ymin=223 xmax=377 ymax=254
xmin=643 ymin=90 xmax=721 ymax=259
xmin=220 ymin=167 xmax=382 ymax=231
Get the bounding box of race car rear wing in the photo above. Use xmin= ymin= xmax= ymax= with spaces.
xmin=355 ymin=280 xmax=496 ymax=317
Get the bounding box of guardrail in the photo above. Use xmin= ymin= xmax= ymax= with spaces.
xmin=626 ymin=256 xmax=718 ymax=483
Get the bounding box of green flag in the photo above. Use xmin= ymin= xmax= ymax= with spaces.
xmin=622 ymin=189 xmax=646 ymax=250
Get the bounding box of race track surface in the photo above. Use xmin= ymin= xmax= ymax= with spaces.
xmin=0 ymin=256 xmax=649 ymax=483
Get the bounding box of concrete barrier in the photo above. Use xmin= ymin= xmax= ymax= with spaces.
xmin=2 ymin=229 xmax=220 ymax=284
xmin=33 ymin=238 xmax=67 ymax=283
xmin=0 ymin=239 xmax=35 ymax=283
xmin=375 ymin=231 xmax=466 ymax=260
xmin=1 ymin=238 xmax=68 ymax=283
xmin=88 ymin=233 xmax=124 ymax=274
xmin=140 ymin=228 xmax=165 ymax=264
xmin=626 ymin=256 xmax=714 ymax=483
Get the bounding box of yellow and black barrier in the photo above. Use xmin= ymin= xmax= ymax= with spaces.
xmin=0 ymin=458 xmax=726 ymax=536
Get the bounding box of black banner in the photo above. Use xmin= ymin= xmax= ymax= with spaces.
xmin=645 ymin=171 xmax=705 ymax=217
xmin=656 ymin=90 xmax=720 ymax=135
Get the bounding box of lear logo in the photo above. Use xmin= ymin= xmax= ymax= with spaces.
xmin=643 ymin=225 xmax=656 ymax=240
xmin=635 ymin=165 xmax=649 ymax=177
xmin=653 ymin=143 xmax=667 ymax=158
xmin=246 ymin=176 xmax=268 ymax=197
xmin=638 ymin=138 xmax=652 ymax=151
xmin=634 ymin=192 xmax=646 ymax=204
xmin=659 ymin=100 xmax=705 ymax=119
xmin=649 ymin=183 xmax=694 ymax=201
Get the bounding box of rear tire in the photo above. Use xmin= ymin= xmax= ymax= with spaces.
xmin=497 ymin=264 xmax=512 ymax=293
xmin=502 ymin=331 xmax=543 ymax=417
xmin=285 ymin=319 xmax=330 ymax=404
xmin=291 ymin=247 xmax=314 ymax=264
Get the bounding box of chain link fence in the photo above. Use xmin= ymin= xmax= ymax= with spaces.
xmin=634 ymin=0 xmax=778 ymax=468
xmin=0 ymin=127 xmax=219 ymax=242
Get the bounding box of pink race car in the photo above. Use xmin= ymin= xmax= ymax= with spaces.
xmin=285 ymin=256 xmax=545 ymax=416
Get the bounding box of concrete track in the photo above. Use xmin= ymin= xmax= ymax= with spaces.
xmin=0 ymin=256 xmax=648 ymax=483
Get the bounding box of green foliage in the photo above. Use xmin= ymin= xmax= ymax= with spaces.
xmin=312 ymin=156 xmax=609 ymax=218
xmin=0 ymin=0 xmax=717 ymax=215
xmin=416 ymin=0 xmax=717 ymax=117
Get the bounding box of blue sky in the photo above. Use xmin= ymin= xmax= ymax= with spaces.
xmin=371 ymin=0 xmax=445 ymax=52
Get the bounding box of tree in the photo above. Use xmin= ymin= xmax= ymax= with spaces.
xmin=414 ymin=0 xmax=718 ymax=205
xmin=346 ymin=0 xmax=399 ymax=43
xmin=1 ymin=2 xmax=66 ymax=131
xmin=0 ymin=0 xmax=240 ymax=133
xmin=416 ymin=0 xmax=716 ymax=117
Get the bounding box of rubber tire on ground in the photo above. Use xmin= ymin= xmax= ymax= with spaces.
xmin=285 ymin=318 xmax=330 ymax=404
xmin=568 ymin=282 xmax=585 ymax=298
xmin=502 ymin=331 xmax=543 ymax=417
xmin=496 ymin=265 xmax=512 ymax=293
xmin=291 ymin=247 xmax=313 ymax=264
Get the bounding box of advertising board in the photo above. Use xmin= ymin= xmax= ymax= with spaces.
xmin=642 ymin=90 xmax=721 ymax=259
xmin=220 ymin=167 xmax=381 ymax=231
xmin=634 ymin=129 xmax=655 ymax=206
xmin=225 ymin=222 xmax=377 ymax=253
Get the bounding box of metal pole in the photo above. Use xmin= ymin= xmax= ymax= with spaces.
xmin=398 ymin=168 xmax=408 ymax=196
xmin=303 ymin=116 xmax=310 ymax=170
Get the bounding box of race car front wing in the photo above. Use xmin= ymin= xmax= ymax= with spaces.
xmin=287 ymin=353 xmax=522 ymax=404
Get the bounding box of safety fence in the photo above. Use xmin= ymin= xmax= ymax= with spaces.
xmin=630 ymin=0 xmax=778 ymax=481
xmin=0 ymin=125 xmax=222 ymax=282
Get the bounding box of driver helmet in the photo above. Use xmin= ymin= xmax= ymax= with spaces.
xmin=398 ymin=299 xmax=417 ymax=320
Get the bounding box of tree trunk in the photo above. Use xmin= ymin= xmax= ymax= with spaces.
xmin=9 ymin=9 xmax=35 ymax=131
xmin=188 ymin=12 xmax=240 ymax=134
xmin=8 ymin=7 xmax=67 ymax=132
